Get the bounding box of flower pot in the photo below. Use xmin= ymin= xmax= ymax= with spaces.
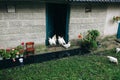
xmin=16 ymin=55 xmax=19 ymax=58
xmin=0 ymin=57 xmax=3 ymax=60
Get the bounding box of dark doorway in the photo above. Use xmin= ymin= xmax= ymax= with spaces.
xmin=117 ymin=23 xmax=120 ymax=39
xmin=46 ymin=3 xmax=70 ymax=45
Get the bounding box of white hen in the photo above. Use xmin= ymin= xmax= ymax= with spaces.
xmin=116 ymin=48 xmax=120 ymax=53
xmin=52 ymin=34 xmax=57 ymax=42
xmin=48 ymin=34 xmax=57 ymax=46
xmin=107 ymin=56 xmax=118 ymax=65
xmin=63 ymin=41 xmax=71 ymax=49
xmin=48 ymin=38 xmax=53 ymax=45
xmin=58 ymin=36 xmax=66 ymax=45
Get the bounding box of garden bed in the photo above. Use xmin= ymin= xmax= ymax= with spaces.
xmin=0 ymin=35 xmax=119 ymax=69
xmin=0 ymin=48 xmax=81 ymax=69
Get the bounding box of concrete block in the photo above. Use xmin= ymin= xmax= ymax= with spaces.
xmin=5 ymin=28 xmax=20 ymax=34
xmin=0 ymin=29 xmax=6 ymax=35
xmin=3 ymin=13 xmax=18 ymax=20
xmin=16 ymin=4 xmax=45 ymax=13
xmin=18 ymin=13 xmax=45 ymax=20
xmin=33 ymin=13 xmax=45 ymax=19
xmin=22 ymin=21 xmax=35 ymax=27
xmin=31 ymin=26 xmax=45 ymax=33
xmin=90 ymin=13 xmax=106 ymax=18
xmin=0 ymin=13 xmax=3 ymax=20
xmin=18 ymin=13 xmax=33 ymax=20
xmin=0 ymin=35 xmax=8 ymax=41
xmin=8 ymin=21 xmax=22 ymax=28
xmin=19 ymin=27 xmax=32 ymax=34
xmin=0 ymin=21 xmax=7 ymax=28
xmin=34 ymin=20 xmax=45 ymax=26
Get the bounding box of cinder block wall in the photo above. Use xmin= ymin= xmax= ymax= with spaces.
xmin=69 ymin=4 xmax=107 ymax=40
xmin=0 ymin=3 xmax=46 ymax=48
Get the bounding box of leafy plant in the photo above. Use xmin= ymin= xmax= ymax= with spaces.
xmin=0 ymin=42 xmax=25 ymax=60
xmin=16 ymin=45 xmax=25 ymax=55
xmin=86 ymin=30 xmax=100 ymax=41
xmin=0 ymin=48 xmax=24 ymax=60
xmin=10 ymin=49 xmax=19 ymax=59
xmin=113 ymin=16 xmax=120 ymax=22
xmin=80 ymin=30 xmax=100 ymax=53
xmin=1 ymin=49 xmax=11 ymax=59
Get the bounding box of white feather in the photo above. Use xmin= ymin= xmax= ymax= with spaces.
xmin=58 ymin=36 xmax=66 ymax=45
xmin=52 ymin=34 xmax=57 ymax=42
xmin=48 ymin=37 xmax=56 ymax=46
xmin=107 ymin=56 xmax=118 ymax=64
xmin=63 ymin=42 xmax=71 ymax=49
xmin=116 ymin=48 xmax=120 ymax=53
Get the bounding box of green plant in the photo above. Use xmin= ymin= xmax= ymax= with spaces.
xmin=10 ymin=49 xmax=19 ymax=59
xmin=80 ymin=30 xmax=100 ymax=53
xmin=0 ymin=48 xmax=22 ymax=60
xmin=113 ymin=16 xmax=120 ymax=22
xmin=0 ymin=49 xmax=3 ymax=57
xmin=0 ymin=42 xmax=25 ymax=60
xmin=1 ymin=49 xmax=11 ymax=59
xmin=86 ymin=30 xmax=100 ymax=41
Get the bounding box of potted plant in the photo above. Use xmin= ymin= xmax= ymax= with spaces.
xmin=0 ymin=49 xmax=4 ymax=60
xmin=113 ymin=16 xmax=120 ymax=22
xmin=2 ymin=49 xmax=11 ymax=59
xmin=16 ymin=45 xmax=24 ymax=57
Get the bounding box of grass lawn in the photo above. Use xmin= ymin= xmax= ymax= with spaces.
xmin=0 ymin=49 xmax=120 ymax=80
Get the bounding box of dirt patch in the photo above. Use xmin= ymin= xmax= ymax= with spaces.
xmin=94 ymin=35 xmax=120 ymax=53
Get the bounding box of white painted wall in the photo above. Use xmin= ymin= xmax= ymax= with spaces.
xmin=0 ymin=3 xmax=46 ymax=48
xmin=104 ymin=5 xmax=120 ymax=36
xmin=69 ymin=4 xmax=107 ymax=40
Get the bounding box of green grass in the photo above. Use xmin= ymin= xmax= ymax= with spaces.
xmin=0 ymin=49 xmax=120 ymax=80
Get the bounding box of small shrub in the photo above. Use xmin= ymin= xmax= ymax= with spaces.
xmin=86 ymin=30 xmax=100 ymax=41
xmin=80 ymin=30 xmax=100 ymax=53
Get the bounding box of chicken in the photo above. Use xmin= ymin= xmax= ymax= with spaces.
xmin=116 ymin=48 xmax=120 ymax=53
xmin=52 ymin=34 xmax=57 ymax=42
xmin=107 ymin=56 xmax=118 ymax=65
xmin=58 ymin=36 xmax=66 ymax=45
xmin=48 ymin=38 xmax=56 ymax=45
xmin=63 ymin=41 xmax=71 ymax=49
xmin=48 ymin=34 xmax=57 ymax=46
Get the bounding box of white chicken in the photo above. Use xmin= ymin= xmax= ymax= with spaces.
xmin=116 ymin=48 xmax=120 ymax=53
xmin=52 ymin=34 xmax=57 ymax=42
xmin=58 ymin=36 xmax=66 ymax=45
xmin=63 ymin=41 xmax=71 ymax=49
xmin=48 ymin=34 xmax=57 ymax=46
xmin=107 ymin=56 xmax=118 ymax=65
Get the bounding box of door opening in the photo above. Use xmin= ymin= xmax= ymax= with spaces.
xmin=46 ymin=3 xmax=69 ymax=45
xmin=117 ymin=23 xmax=120 ymax=39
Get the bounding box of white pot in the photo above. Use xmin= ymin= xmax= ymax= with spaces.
xmin=19 ymin=58 xmax=23 ymax=63
xmin=16 ymin=55 xmax=19 ymax=58
xmin=0 ymin=57 xmax=3 ymax=60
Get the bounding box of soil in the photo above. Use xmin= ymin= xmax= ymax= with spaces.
xmin=94 ymin=35 xmax=120 ymax=53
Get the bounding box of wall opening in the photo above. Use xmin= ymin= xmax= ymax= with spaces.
xmin=117 ymin=23 xmax=120 ymax=39
xmin=46 ymin=3 xmax=69 ymax=45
